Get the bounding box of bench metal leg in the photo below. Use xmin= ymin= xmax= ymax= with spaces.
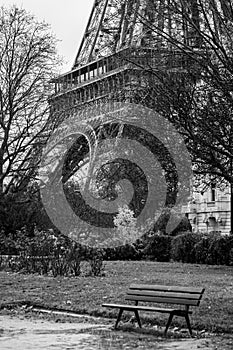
xmin=185 ymin=314 xmax=193 ymax=337
xmin=134 ymin=310 xmax=142 ymax=328
xmin=164 ymin=313 xmax=174 ymax=335
xmin=115 ymin=308 xmax=124 ymax=329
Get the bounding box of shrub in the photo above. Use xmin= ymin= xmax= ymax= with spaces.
xmin=113 ymin=204 xmax=140 ymax=245
xmin=206 ymin=235 xmax=233 ymax=265
xmin=87 ymin=249 xmax=104 ymax=276
xmin=193 ymin=236 xmax=210 ymax=264
xmin=192 ymin=233 xmax=233 ymax=266
xmin=171 ymin=232 xmax=200 ymax=263
xmin=103 ymin=243 xmax=142 ymax=260
xmin=229 ymin=248 xmax=233 ymax=266
xmin=143 ymin=234 xmax=171 ymax=261
xmin=97 ymin=204 xmax=143 ymax=261
xmin=0 ymin=230 xmax=18 ymax=255
xmin=2 ymin=228 xmax=105 ymax=277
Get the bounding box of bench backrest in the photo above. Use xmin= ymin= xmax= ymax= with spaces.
xmin=125 ymin=284 xmax=205 ymax=307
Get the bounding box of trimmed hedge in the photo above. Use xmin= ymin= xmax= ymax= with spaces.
xmin=103 ymin=243 xmax=142 ymax=261
xmin=193 ymin=234 xmax=233 ymax=266
xmin=143 ymin=234 xmax=171 ymax=262
xmin=171 ymin=232 xmax=233 ymax=266
xmin=140 ymin=231 xmax=233 ymax=265
xmin=171 ymin=232 xmax=200 ymax=263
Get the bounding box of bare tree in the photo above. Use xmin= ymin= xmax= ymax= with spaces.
xmin=124 ymin=0 xmax=233 ymax=185
xmin=0 ymin=5 xmax=60 ymax=196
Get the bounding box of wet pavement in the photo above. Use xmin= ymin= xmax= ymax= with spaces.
xmin=0 ymin=315 xmax=109 ymax=350
xmin=0 ymin=314 xmax=217 ymax=350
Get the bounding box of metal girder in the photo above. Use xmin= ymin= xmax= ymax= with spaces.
xmin=73 ymin=0 xmax=204 ymax=69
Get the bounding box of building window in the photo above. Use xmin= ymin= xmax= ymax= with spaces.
xmin=211 ymin=183 xmax=216 ymax=202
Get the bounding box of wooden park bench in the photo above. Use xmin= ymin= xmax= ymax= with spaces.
xmin=102 ymin=284 xmax=205 ymax=336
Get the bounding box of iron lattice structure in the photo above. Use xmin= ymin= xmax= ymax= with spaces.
xmin=46 ymin=0 xmax=233 ymax=234
xmin=73 ymin=0 xmax=201 ymax=68
xmin=49 ymin=0 xmax=230 ymax=125
xmin=48 ymin=0 xmax=205 ymax=186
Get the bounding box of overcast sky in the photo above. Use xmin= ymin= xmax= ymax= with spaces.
xmin=0 ymin=0 xmax=94 ymax=72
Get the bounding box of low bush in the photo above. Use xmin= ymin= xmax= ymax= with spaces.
xmin=2 ymin=227 xmax=233 ymax=270
xmin=0 ymin=228 xmax=105 ymax=277
xmin=171 ymin=231 xmax=233 ymax=266
xmin=207 ymin=235 xmax=233 ymax=265
xmin=103 ymin=243 xmax=142 ymax=261
xmin=191 ymin=233 xmax=233 ymax=265
xmin=171 ymin=232 xmax=200 ymax=263
xmin=229 ymin=248 xmax=233 ymax=266
xmin=0 ymin=230 xmax=18 ymax=255
xmin=143 ymin=234 xmax=171 ymax=261
xmin=193 ymin=235 xmax=210 ymax=264
xmin=87 ymin=249 xmax=105 ymax=276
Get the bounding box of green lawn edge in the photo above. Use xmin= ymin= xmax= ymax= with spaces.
xmin=1 ymin=261 xmax=233 ymax=333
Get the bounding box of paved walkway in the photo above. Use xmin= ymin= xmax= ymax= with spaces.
xmin=0 ymin=315 xmax=216 ymax=350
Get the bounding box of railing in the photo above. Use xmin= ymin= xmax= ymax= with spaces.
xmin=51 ymin=47 xmax=199 ymax=96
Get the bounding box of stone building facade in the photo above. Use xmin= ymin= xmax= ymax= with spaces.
xmin=183 ymin=185 xmax=231 ymax=235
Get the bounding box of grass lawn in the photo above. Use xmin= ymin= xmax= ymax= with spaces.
xmin=0 ymin=261 xmax=233 ymax=334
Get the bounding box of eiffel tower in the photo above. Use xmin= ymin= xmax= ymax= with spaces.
xmin=44 ymin=1 xmax=233 ymax=240
xmin=49 ymin=0 xmax=204 ymax=126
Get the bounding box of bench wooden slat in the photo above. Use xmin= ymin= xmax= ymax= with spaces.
xmin=127 ymin=290 xmax=203 ymax=301
xmin=125 ymin=294 xmax=200 ymax=306
xmin=102 ymin=283 xmax=205 ymax=336
xmin=130 ymin=284 xmax=205 ymax=294
xmin=102 ymin=303 xmax=191 ymax=314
